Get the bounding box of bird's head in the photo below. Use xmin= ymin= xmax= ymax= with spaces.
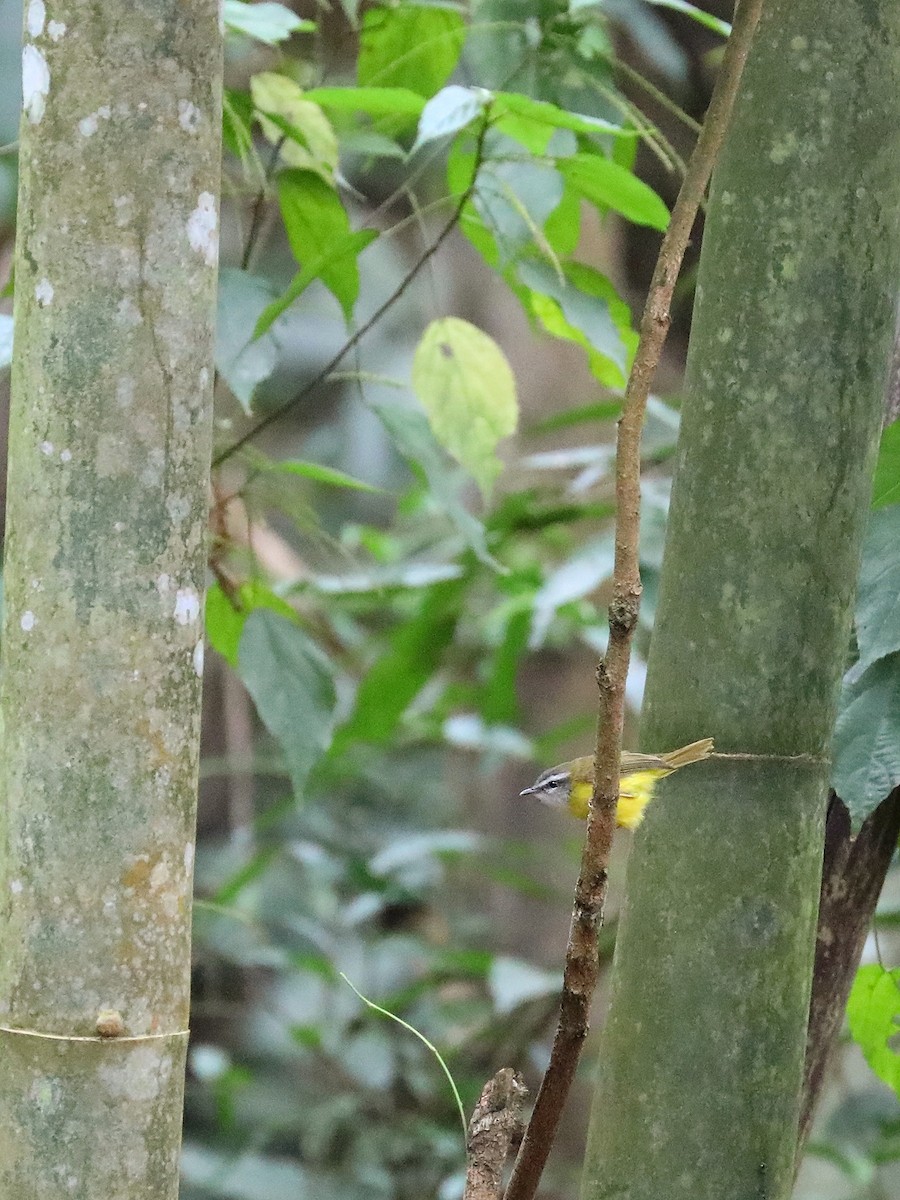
xmin=519 ymin=763 xmax=573 ymax=810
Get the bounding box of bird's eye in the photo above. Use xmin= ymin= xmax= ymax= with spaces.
xmin=546 ymin=779 xmax=558 ymax=790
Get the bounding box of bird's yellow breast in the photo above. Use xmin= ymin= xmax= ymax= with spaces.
xmin=568 ymin=770 xmax=668 ymax=828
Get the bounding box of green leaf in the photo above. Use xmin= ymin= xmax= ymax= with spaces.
xmin=273 ymin=460 xmax=382 ymax=492
xmin=528 ymin=398 xmax=622 ymax=434
xmin=250 ymin=73 xmax=338 ymax=179
xmin=855 ymin=506 xmax=900 ymax=671
xmin=305 ymin=86 xmax=425 ymax=119
xmin=493 ymin=91 xmax=634 ymax=141
xmin=337 ymin=129 xmax=406 ymax=159
xmin=516 ymin=258 xmax=635 ymax=387
xmin=216 ymin=268 xmax=281 ymax=414
xmin=372 ymin=401 xmax=496 ymax=567
xmin=559 ymin=151 xmax=670 ymax=230
xmin=331 ymin=579 xmax=464 ymax=751
xmin=214 ymin=846 xmax=282 ymax=906
xmin=411 ymin=85 xmax=489 ymax=153
xmin=832 ymin=653 xmax=900 ymax=827
xmin=358 ymin=5 xmax=466 ymax=98
xmin=847 ymin=964 xmax=900 ymax=1098
xmin=205 ymin=586 xmax=247 ymax=670
xmin=238 ymin=611 xmax=337 ymax=796
xmin=470 ymin=130 xmax=568 ymax=265
xmin=447 ymin=136 xmax=501 ymax=267
xmin=412 ymin=318 xmax=518 ymax=499
xmin=254 ymin=229 xmax=378 ymax=337
xmin=223 ymin=0 xmax=314 ymax=45
xmin=277 ymin=170 xmax=364 ymax=322
xmin=873 ymin=421 xmax=900 ymax=508
xmin=223 ymin=89 xmax=256 ymax=161
xmin=542 ymin=181 xmax=582 ymax=258
xmin=205 ymin=581 xmax=296 ymax=668
xmin=481 ymin=607 xmax=531 ymax=724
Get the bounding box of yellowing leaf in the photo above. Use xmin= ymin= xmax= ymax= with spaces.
xmin=250 ymin=72 xmax=337 ymax=180
xmin=412 ymin=318 xmax=517 ymax=498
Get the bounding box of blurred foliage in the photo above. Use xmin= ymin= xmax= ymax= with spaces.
xmin=2 ymin=0 xmax=900 ymax=1196
xmin=196 ymin=3 xmax=693 ymax=1195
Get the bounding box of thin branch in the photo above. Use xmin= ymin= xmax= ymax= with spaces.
xmin=798 ymin=366 xmax=900 ymax=1152
xmin=366 ymin=139 xmax=452 ymax=226
xmin=501 ymin=4 xmax=767 ymax=1199
xmin=240 ymin=135 xmax=285 ymax=273
xmin=212 ymin=115 xmax=492 ymax=469
xmin=463 ymin=1069 xmax=529 ymax=1200
xmin=608 ymin=53 xmax=703 ymax=136
xmin=798 ymin=788 xmax=900 ymax=1160
xmin=579 ymin=72 xmax=687 ymax=182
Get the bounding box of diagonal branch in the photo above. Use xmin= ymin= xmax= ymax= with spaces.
xmin=501 ymin=4 xmax=767 ymax=1199
xmin=798 ymin=787 xmax=900 ymax=1157
xmin=212 ymin=116 xmax=491 ymax=469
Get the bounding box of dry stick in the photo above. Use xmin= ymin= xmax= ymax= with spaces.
xmin=463 ymin=1069 xmax=529 ymax=1200
xmin=241 ymin=135 xmax=286 ymax=273
xmin=212 ymin=117 xmax=491 ymax=469
xmin=501 ymin=4 xmax=767 ymax=1200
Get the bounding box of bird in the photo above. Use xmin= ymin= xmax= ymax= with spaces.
xmin=519 ymin=738 xmax=714 ymax=829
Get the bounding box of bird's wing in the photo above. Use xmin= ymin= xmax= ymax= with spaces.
xmin=620 ymin=751 xmax=670 ymax=773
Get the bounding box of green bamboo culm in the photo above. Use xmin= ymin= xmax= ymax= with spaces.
xmin=0 ymin=3 xmax=222 ymax=1196
xmin=581 ymin=3 xmax=900 ymax=1199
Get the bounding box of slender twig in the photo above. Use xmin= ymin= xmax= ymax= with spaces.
xmin=377 ymin=193 xmax=461 ymax=241
xmin=541 ymin=38 xmax=687 ymax=179
xmin=608 ymin=53 xmax=704 ymax=136
xmin=502 ymin=4 xmax=766 ymax=1199
xmin=366 ymin=139 xmax=452 ymax=226
xmin=580 ymin=73 xmax=685 ymax=180
xmin=240 ymin=135 xmax=286 ymax=272
xmin=212 ymin=114 xmax=492 ymax=469
xmin=340 ymin=972 xmax=468 ymax=1139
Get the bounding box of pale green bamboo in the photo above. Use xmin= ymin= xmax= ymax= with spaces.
xmin=0 ymin=3 xmax=222 ymax=1195
xmin=581 ymin=2 xmax=900 ymax=1198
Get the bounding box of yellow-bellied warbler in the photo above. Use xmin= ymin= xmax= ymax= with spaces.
xmin=519 ymin=738 xmax=714 ymax=829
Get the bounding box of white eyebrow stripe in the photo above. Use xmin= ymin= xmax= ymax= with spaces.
xmin=538 ymin=772 xmax=568 ymax=788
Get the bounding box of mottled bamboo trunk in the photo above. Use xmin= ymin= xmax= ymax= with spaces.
xmin=581 ymin=2 xmax=900 ymax=1198
xmin=0 ymin=3 xmax=222 ymax=1196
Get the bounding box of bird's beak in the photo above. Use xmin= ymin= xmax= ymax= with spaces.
xmin=519 ymin=785 xmax=537 ymax=797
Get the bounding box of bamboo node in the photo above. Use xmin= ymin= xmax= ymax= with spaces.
xmin=0 ymin=1023 xmax=189 ymax=1044
xmin=96 ymin=1009 xmax=126 ymax=1038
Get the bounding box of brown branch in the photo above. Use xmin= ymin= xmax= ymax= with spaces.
xmin=212 ymin=115 xmax=492 ymax=469
xmin=463 ymin=1069 xmax=529 ymax=1200
xmin=797 ymin=334 xmax=900 ymax=1148
xmin=501 ymin=4 xmax=767 ymax=1199
xmin=798 ymin=788 xmax=900 ymax=1155
xmin=241 ymin=134 xmax=286 ymax=273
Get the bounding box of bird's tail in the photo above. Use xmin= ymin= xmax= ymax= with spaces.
xmin=661 ymin=738 xmax=714 ymax=770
